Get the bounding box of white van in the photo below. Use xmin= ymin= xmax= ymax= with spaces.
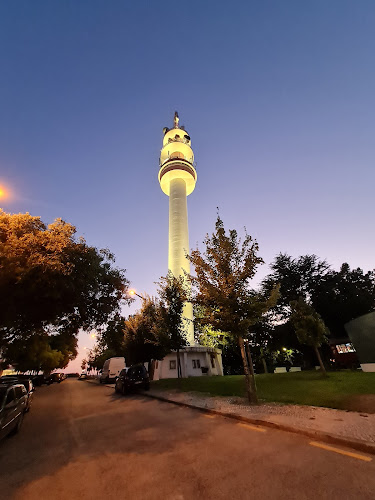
xmin=99 ymin=357 xmax=126 ymax=384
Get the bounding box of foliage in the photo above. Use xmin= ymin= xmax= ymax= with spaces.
xmin=156 ymin=272 xmax=190 ymax=377
xmin=290 ymin=297 xmax=329 ymax=374
xmin=312 ymin=263 xmax=375 ymax=337
xmin=189 ymin=215 xmax=279 ymax=338
xmin=98 ymin=314 xmax=127 ymax=355
xmin=188 ymin=215 xmax=279 ymax=403
xmin=0 ymin=210 xmax=130 ymax=371
xmin=2 ymin=333 xmax=74 ymax=373
xmin=262 ymin=254 xmax=375 ymax=339
xmin=262 ymin=253 xmax=330 ymax=315
xmin=270 ymin=348 xmax=299 ymax=367
xmin=123 ymin=297 xmax=170 ymax=366
xmin=198 ymin=325 xmax=229 ymax=349
xmin=156 ymin=272 xmax=189 ymax=351
xmin=194 ymin=305 xmax=229 ymax=349
xmin=290 ymin=298 xmax=329 ymax=348
xmin=87 ymin=346 xmax=117 ymax=371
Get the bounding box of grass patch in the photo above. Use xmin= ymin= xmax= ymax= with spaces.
xmin=151 ymin=371 xmax=375 ymax=410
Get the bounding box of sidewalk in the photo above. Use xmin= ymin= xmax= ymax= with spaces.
xmin=145 ymin=387 xmax=375 ymax=455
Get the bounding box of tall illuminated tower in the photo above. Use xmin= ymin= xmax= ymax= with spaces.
xmin=158 ymin=112 xmax=197 ymax=346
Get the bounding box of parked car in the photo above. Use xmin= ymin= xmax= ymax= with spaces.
xmin=31 ymin=374 xmax=46 ymax=386
xmin=20 ymin=378 xmax=35 ymax=412
xmin=49 ymin=373 xmax=63 ymax=384
xmin=0 ymin=382 xmax=28 ymax=440
xmin=100 ymin=357 xmax=126 ymax=384
xmin=78 ymin=372 xmax=87 ymax=380
xmin=0 ymin=376 xmax=35 ymax=413
xmin=114 ymin=364 xmax=150 ymax=395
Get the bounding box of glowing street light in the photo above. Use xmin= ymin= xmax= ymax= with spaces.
xmin=128 ymin=289 xmax=143 ymax=300
xmin=0 ymin=186 xmax=8 ymax=200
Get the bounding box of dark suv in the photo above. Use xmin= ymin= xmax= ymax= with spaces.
xmin=114 ymin=364 xmax=150 ymax=395
xmin=0 ymin=382 xmax=27 ymax=440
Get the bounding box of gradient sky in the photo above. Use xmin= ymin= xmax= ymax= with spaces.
xmin=1 ymin=1 xmax=374 ymax=372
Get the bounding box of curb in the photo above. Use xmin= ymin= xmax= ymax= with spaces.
xmin=143 ymin=392 xmax=375 ymax=457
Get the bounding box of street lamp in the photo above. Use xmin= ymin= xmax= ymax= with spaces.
xmin=128 ymin=289 xmax=146 ymax=301
xmin=0 ymin=185 xmax=9 ymax=200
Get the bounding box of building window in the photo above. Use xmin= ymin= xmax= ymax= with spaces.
xmin=170 ymin=360 xmax=176 ymax=370
xmin=336 ymin=343 xmax=356 ymax=354
xmin=210 ymin=355 xmax=215 ymax=369
xmin=192 ymin=359 xmax=201 ymax=369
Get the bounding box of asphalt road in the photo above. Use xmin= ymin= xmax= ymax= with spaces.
xmin=1 ymin=379 xmax=374 ymax=500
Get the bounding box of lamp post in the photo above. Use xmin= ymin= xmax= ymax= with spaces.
xmin=128 ymin=289 xmax=145 ymax=301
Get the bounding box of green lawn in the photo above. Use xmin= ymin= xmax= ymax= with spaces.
xmin=151 ymin=371 xmax=375 ymax=410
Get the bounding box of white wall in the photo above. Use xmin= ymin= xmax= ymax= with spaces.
xmin=152 ymin=348 xmax=223 ymax=380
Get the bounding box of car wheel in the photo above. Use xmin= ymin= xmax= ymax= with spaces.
xmin=144 ymin=382 xmax=150 ymax=391
xmin=121 ymin=384 xmax=127 ymax=396
xmin=115 ymin=383 xmax=120 ymax=394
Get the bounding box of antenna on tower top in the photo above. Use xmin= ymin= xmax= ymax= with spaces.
xmin=174 ymin=111 xmax=179 ymax=128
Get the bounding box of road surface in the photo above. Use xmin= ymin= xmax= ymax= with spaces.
xmin=0 ymin=378 xmax=374 ymax=499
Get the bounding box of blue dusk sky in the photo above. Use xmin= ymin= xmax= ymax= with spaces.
xmin=1 ymin=1 xmax=374 ymax=371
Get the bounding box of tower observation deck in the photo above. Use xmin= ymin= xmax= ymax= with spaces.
xmin=158 ymin=112 xmax=197 ymax=346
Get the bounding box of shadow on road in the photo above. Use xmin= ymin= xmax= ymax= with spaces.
xmin=0 ymin=379 xmax=207 ymax=499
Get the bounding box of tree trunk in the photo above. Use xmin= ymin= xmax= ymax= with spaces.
xmin=314 ymin=345 xmax=327 ymax=376
xmin=245 ymin=341 xmax=257 ymax=392
xmin=238 ymin=336 xmax=258 ymax=404
xmin=176 ymin=349 xmax=181 ymax=379
xmin=260 ymin=347 xmax=268 ymax=374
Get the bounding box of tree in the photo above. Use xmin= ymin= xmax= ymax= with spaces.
xmin=262 ymin=253 xmax=330 ymax=317
xmin=98 ymin=314 xmax=127 ymax=356
xmin=156 ymin=272 xmax=189 ymax=378
xmin=188 ymin=215 xmax=279 ymax=404
xmin=2 ymin=330 xmax=78 ymax=373
xmin=262 ymin=253 xmax=375 ymax=341
xmin=123 ymin=297 xmax=170 ymax=368
xmin=290 ymin=297 xmax=329 ymax=375
xmin=87 ymin=345 xmax=117 ymax=372
xmin=0 ymin=210 xmax=130 ymax=369
xmin=312 ymin=263 xmax=375 ymax=337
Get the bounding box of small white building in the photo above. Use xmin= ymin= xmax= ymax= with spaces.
xmin=152 ymin=346 xmax=223 ymax=380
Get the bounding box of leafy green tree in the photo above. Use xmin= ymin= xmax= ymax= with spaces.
xmin=156 ymin=272 xmax=189 ymax=378
xmin=262 ymin=253 xmax=330 ymax=316
xmin=3 ymin=333 xmax=66 ymax=373
xmin=0 ymin=210 xmax=130 ymax=368
xmin=312 ymin=263 xmax=375 ymax=337
xmin=188 ymin=215 xmax=279 ymax=404
xmin=123 ymin=297 xmax=170 ymax=368
xmin=290 ymin=297 xmax=329 ymax=375
xmin=262 ymin=254 xmax=374 ymax=340
xmin=49 ymin=332 xmax=78 ymax=369
xmin=98 ymin=314 xmax=127 ymax=356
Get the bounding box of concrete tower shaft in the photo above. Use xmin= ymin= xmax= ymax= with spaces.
xmin=159 ymin=112 xmax=196 ymax=346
